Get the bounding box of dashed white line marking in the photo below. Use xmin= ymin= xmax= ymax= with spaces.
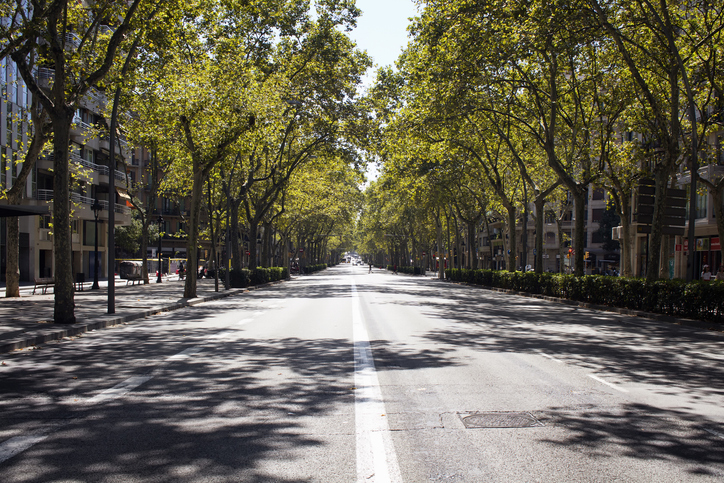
xmin=537 ymin=350 xmax=564 ymax=363
xmin=704 ymin=428 xmax=724 ymax=440
xmin=86 ymin=375 xmax=154 ymax=404
xmin=209 ymin=330 xmax=236 ymax=340
xmin=0 ymin=434 xmax=51 ymax=464
xmin=237 ymin=318 xmax=254 ymax=325
xmin=0 ymin=345 xmax=202 ymax=464
xmin=588 ymin=374 xmax=629 ymax=393
xmin=352 ymin=278 xmax=402 ymax=483
xmin=167 ymin=347 xmax=203 ymax=360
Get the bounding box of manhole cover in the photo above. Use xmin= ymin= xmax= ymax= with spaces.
xmin=459 ymin=411 xmax=543 ymax=429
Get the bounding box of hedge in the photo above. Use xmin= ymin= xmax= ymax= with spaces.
xmin=387 ymin=265 xmax=425 ymax=275
xmin=445 ymin=268 xmax=724 ymax=323
xmin=305 ymin=263 xmax=327 ymax=273
xmin=227 ymin=267 xmax=290 ymax=288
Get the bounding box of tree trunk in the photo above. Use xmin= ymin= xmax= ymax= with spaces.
xmin=261 ymin=223 xmax=270 ymax=268
xmin=646 ymin=169 xmax=670 ymax=281
xmin=436 ymin=209 xmax=444 ymax=279
xmin=5 ymin=217 xmax=20 ymax=297
xmin=184 ymin=166 xmax=205 ymax=298
xmin=506 ymin=205 xmax=517 ymax=272
xmin=230 ymin=201 xmax=243 ymax=271
xmin=52 ymin=116 xmax=76 ymax=324
xmin=141 ymin=216 xmax=149 ymax=284
xmin=573 ymin=190 xmax=586 ymax=277
xmin=248 ymin=222 xmax=259 ymax=269
xmin=534 ymin=197 xmax=545 ymax=273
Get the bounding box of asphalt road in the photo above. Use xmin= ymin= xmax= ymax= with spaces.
xmin=0 ymin=264 xmax=722 ymax=482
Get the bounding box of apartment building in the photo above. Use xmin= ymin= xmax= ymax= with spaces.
xmin=477 ymin=186 xmax=618 ymax=274
xmin=0 ymin=58 xmax=132 ymax=284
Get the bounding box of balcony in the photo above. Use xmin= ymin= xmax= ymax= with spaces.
xmin=64 ymin=33 xmax=81 ymax=49
xmin=36 ymin=188 xmax=130 ymax=216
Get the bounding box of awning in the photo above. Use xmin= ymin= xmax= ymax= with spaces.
xmin=116 ymin=188 xmax=131 ymax=200
xmin=0 ymin=204 xmax=50 ymax=217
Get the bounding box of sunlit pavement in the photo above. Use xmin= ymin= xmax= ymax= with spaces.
xmin=0 ymin=276 xmax=251 ymax=353
xmin=0 ymin=265 xmax=723 ymax=481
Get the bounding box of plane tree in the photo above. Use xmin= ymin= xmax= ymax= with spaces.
xmin=1 ymin=0 xmax=160 ymax=322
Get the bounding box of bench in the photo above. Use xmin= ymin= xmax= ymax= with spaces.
xmin=125 ymin=273 xmax=144 ymax=286
xmin=33 ymin=277 xmax=55 ymax=295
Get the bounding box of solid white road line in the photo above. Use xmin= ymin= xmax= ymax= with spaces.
xmin=352 ymin=278 xmax=402 ymax=483
xmin=588 ymin=374 xmax=629 ymax=393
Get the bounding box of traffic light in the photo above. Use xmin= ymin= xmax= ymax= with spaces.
xmin=585 ymin=251 xmax=590 ymax=260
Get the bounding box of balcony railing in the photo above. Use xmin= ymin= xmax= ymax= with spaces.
xmin=44 ymin=152 xmax=127 ymax=181
xmin=64 ymin=33 xmax=81 ymax=49
xmin=35 ymin=189 xmax=129 ymax=215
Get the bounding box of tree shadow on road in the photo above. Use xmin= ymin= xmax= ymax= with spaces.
xmin=0 ymin=289 xmax=458 ymax=482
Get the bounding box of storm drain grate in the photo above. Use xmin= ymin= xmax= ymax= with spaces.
xmin=459 ymin=411 xmax=544 ymax=429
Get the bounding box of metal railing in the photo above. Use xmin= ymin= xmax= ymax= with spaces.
xmin=36 ymin=189 xmax=53 ymax=201
xmin=35 ymin=189 xmax=129 ymax=215
xmin=64 ymin=33 xmax=81 ymax=49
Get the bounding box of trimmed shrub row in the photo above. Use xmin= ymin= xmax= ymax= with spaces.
xmin=387 ymin=265 xmax=424 ymax=275
xmin=305 ymin=263 xmax=327 ymax=273
xmin=445 ymin=268 xmax=724 ymax=322
xmin=225 ymin=267 xmax=290 ymax=288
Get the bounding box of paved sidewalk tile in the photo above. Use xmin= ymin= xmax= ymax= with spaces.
xmin=0 ymin=277 xmax=246 ymax=354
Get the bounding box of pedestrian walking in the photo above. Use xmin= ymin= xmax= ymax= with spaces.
xmin=369 ymin=262 xmax=372 ymax=274
xmin=716 ymin=265 xmax=724 ymax=282
xmin=701 ymin=265 xmax=712 ymax=281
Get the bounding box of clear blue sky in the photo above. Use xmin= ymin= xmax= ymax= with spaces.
xmin=348 ymin=0 xmax=419 ymax=86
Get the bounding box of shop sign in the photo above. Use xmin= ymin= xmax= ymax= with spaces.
xmin=696 ymin=238 xmax=710 ymax=251
xmin=712 ymin=237 xmax=721 ymax=251
xmin=675 ymin=244 xmax=682 ymax=252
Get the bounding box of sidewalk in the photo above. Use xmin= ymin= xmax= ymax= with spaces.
xmin=0 ymin=277 xmax=249 ymax=354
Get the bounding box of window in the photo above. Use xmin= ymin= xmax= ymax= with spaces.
xmin=6 ymin=61 xmax=15 ymax=104
xmin=592 ymin=208 xmax=604 ymax=222
xmin=545 ymin=232 xmax=556 ymax=244
xmin=696 ymin=191 xmax=708 ymax=219
xmin=39 ymin=215 xmax=51 ymax=229
xmin=83 ymin=147 xmax=94 ymax=163
xmin=592 ymin=188 xmax=605 ymax=200
xmin=83 ymin=220 xmax=96 ymax=246
xmin=592 ymin=231 xmax=604 ymax=244
xmin=6 ymin=108 xmax=13 ymax=145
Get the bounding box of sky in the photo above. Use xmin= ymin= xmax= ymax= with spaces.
xmin=347 ymin=0 xmax=419 ymax=89
xmin=346 ymin=1 xmax=419 ymax=183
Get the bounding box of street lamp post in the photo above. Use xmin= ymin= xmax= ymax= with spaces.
xmin=91 ymin=199 xmax=102 ymax=290
xmin=157 ymin=214 xmax=164 ymax=283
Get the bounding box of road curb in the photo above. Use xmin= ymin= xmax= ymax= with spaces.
xmin=440 ymin=279 xmax=724 ymax=334
xmin=0 ymin=287 xmax=252 ymax=354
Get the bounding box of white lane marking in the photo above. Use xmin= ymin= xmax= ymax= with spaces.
xmin=167 ymin=347 xmax=203 ymax=360
xmin=209 ymin=330 xmax=236 ymax=340
xmin=537 ymin=350 xmax=563 ymax=363
xmin=0 ymin=434 xmax=51 ymax=464
xmin=0 ymin=346 xmax=201 ymax=463
xmin=237 ymin=318 xmax=254 ymax=325
xmin=352 ymin=279 xmax=402 ymax=483
xmin=704 ymin=428 xmax=724 ymax=440
xmin=588 ymin=374 xmax=629 ymax=393
xmin=86 ymin=375 xmax=154 ymax=404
